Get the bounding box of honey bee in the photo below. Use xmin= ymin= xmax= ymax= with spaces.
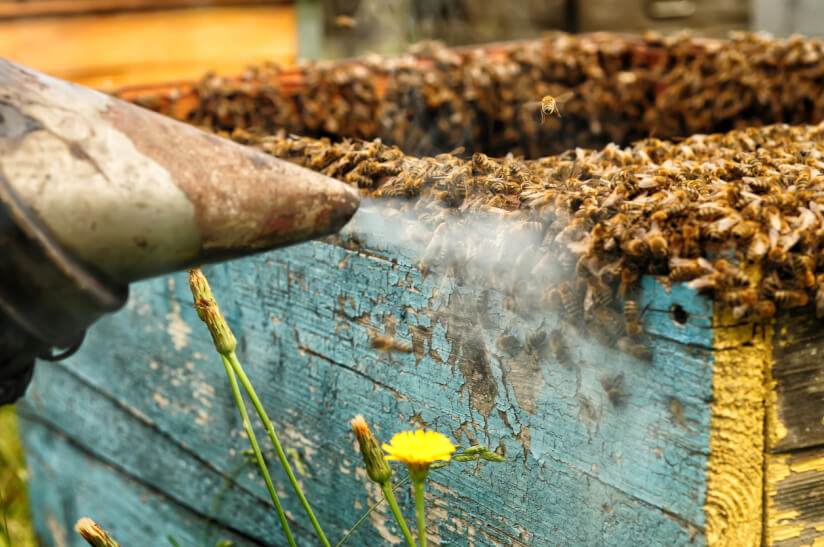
xmin=617 ymin=337 xmax=653 ymax=362
xmin=623 ymin=300 xmax=644 ymax=338
xmin=600 ymin=372 xmax=626 ymax=407
xmin=472 ymin=152 xmax=496 ymax=174
xmin=370 ymin=335 xmax=413 ymax=353
xmin=773 ymin=290 xmax=809 ymax=308
xmin=557 ymin=281 xmax=583 ymax=319
xmin=333 ymin=15 xmax=358 ymax=29
xmin=747 ymin=233 xmax=770 ymax=262
xmin=540 ymin=96 xmax=562 ymax=120
xmin=549 ymin=329 xmax=574 ymax=369
xmin=496 ymin=334 xmax=522 ymax=354
xmin=526 ymin=330 xmax=549 ymax=355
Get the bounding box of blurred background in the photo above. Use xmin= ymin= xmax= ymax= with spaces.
xmin=1 ymin=0 xmax=818 ymax=91
xmin=0 ymin=0 xmax=822 ymax=545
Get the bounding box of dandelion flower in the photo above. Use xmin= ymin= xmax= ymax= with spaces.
xmin=383 ymin=429 xmax=455 ymax=547
xmin=383 ymin=430 xmax=456 ymax=478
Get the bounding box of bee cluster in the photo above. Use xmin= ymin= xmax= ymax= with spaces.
xmin=140 ymin=32 xmax=824 ymax=363
xmin=229 ymin=119 xmax=824 ymax=363
xmin=173 ymin=31 xmax=824 ymax=158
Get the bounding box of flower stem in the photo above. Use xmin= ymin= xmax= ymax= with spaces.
xmin=381 ymin=481 xmax=417 ymax=547
xmin=413 ymin=479 xmax=427 ymax=547
xmin=221 ymin=355 xmax=296 ymax=547
xmin=227 ymin=352 xmax=331 ymax=547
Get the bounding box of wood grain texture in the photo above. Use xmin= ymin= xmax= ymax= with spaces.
xmin=769 ymin=310 xmax=824 ymax=453
xmin=703 ymin=304 xmax=772 ymax=546
xmin=765 ymin=447 xmax=824 ymax=546
xmin=19 ymin=211 xmax=715 ymax=545
xmin=0 ymin=6 xmax=295 ymax=89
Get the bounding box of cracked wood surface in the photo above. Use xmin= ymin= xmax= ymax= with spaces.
xmin=19 ymin=211 xmax=717 ymax=546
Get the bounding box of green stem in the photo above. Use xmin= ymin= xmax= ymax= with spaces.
xmin=336 ymin=476 xmax=411 ymax=547
xmin=413 ymin=479 xmax=427 ymax=547
xmin=227 ymin=352 xmax=331 ymax=547
xmin=221 ymin=355 xmax=296 ymax=547
xmin=381 ymin=481 xmax=417 ymax=547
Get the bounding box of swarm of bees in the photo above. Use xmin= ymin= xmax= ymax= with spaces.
xmin=143 ymin=31 xmax=824 ymax=159
xmin=132 ymin=33 xmax=824 ymax=364
xmin=228 ymin=120 xmax=824 ymax=363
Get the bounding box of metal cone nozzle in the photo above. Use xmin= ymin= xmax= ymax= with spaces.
xmin=0 ymin=58 xmax=360 ymax=403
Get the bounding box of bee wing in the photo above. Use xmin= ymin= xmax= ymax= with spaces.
xmin=523 ymin=100 xmax=543 ymax=110
xmin=556 ymin=91 xmax=575 ymax=104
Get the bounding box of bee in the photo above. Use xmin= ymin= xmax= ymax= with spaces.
xmin=600 ymin=372 xmax=626 ymax=407
xmin=540 ymin=95 xmax=562 ymax=120
xmin=370 ymin=335 xmax=413 ymax=353
xmin=791 ymin=254 xmax=816 ymax=288
xmin=646 ymin=227 xmax=668 ymax=259
xmin=624 ymin=300 xmax=644 ymax=338
xmin=747 ymin=233 xmax=771 ymax=262
xmin=773 ymin=290 xmax=809 ymax=308
xmin=549 ymin=329 xmax=574 ymax=369
xmin=333 ymin=15 xmax=358 ymax=29
xmin=496 ymin=335 xmax=522 ymax=354
xmin=557 ymin=281 xmax=583 ymax=320
xmin=617 ymin=337 xmax=653 ymax=361
xmin=472 ymin=152 xmax=496 ymax=175
xmin=720 ymin=288 xmax=759 ymax=307
xmin=526 ymin=330 xmax=549 ymax=355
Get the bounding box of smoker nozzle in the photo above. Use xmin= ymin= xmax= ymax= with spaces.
xmin=0 ymin=58 xmax=360 ymax=404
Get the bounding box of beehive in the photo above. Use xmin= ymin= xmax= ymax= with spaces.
xmin=17 ymin=33 xmax=824 ymax=546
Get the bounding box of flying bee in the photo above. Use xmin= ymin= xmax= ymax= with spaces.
xmin=541 ymin=95 xmax=561 ymax=120
xmin=370 ymin=335 xmax=413 ymax=353
xmin=333 ymin=15 xmax=358 ymax=29
xmin=549 ymin=329 xmax=574 ymax=369
xmin=526 ymin=91 xmax=573 ymax=122
xmin=600 ymin=372 xmax=626 ymax=407
xmin=624 ymin=300 xmax=644 ymax=338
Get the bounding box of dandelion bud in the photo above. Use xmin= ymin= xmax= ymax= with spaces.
xmin=75 ymin=518 xmax=121 ymax=547
xmin=452 ymin=454 xmax=479 ymax=462
xmin=189 ymin=269 xmax=237 ymax=355
xmin=479 ymin=450 xmax=506 ymax=462
xmin=351 ymin=415 xmax=393 ymax=485
xmin=461 ymin=445 xmax=488 ymax=455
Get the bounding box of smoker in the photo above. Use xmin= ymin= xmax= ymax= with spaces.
xmin=0 ymin=58 xmax=360 ymax=405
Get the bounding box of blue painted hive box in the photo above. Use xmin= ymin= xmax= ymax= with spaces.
xmin=18 ymin=33 xmax=824 ymax=546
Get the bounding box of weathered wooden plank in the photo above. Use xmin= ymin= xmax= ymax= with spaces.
xmin=765 ymin=446 xmax=824 ymax=546
xmin=19 ymin=210 xmax=718 ymax=545
xmin=704 ymin=305 xmax=773 ymax=546
xmin=769 ymin=310 xmax=824 ymax=453
xmin=19 ymin=417 xmax=260 ymax=547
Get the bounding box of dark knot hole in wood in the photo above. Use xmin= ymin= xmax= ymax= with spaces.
xmin=670 ymin=304 xmax=689 ymax=326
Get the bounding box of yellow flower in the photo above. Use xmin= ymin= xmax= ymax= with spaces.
xmin=382 ymin=430 xmax=456 ymax=471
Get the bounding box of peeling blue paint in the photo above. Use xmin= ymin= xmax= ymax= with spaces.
xmin=20 ymin=212 xmax=712 ymax=546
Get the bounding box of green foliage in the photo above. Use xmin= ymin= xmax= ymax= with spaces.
xmin=0 ymin=405 xmax=35 ymax=547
